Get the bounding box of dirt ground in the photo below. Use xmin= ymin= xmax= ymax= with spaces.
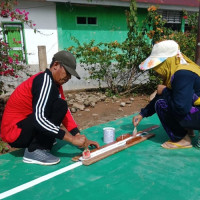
xmin=71 ymin=94 xmax=150 ymax=130
xmin=0 ymin=94 xmax=150 ymax=155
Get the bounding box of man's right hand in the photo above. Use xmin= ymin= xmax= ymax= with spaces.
xmin=71 ymin=134 xmax=87 ymax=147
xmin=63 ymin=132 xmax=86 ymax=147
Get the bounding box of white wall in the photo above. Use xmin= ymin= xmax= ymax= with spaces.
xmin=0 ymin=1 xmax=58 ymax=65
xmin=17 ymin=0 xmax=59 ymax=65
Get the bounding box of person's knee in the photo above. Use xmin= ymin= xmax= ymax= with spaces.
xmin=155 ymin=99 xmax=168 ymax=111
xmin=53 ymin=98 xmax=68 ymax=113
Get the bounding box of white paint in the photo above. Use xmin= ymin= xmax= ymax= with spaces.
xmin=0 ymin=161 xmax=82 ymax=199
xmin=103 ymin=127 xmax=115 ymax=144
xmin=80 ymin=135 xmax=134 ymax=161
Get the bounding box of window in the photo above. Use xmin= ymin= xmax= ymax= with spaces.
xmin=88 ymin=17 xmax=96 ymax=25
xmin=77 ymin=17 xmax=97 ymax=25
xmin=2 ymin=23 xmax=26 ymax=63
xmin=158 ymin=10 xmax=182 ymax=31
xmin=77 ymin=17 xmax=87 ymax=24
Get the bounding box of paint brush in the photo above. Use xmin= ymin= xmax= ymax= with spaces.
xmin=132 ymin=118 xmax=138 ymax=136
xmin=132 ymin=126 xmax=137 ymax=136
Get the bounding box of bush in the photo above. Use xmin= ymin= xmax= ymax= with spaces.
xmin=0 ymin=138 xmax=10 ymax=154
xmin=66 ymin=0 xmax=151 ymax=95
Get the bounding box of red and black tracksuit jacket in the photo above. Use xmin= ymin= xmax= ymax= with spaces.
xmin=0 ymin=69 xmax=79 ymax=143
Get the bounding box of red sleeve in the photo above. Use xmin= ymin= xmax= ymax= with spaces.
xmin=59 ymin=86 xmax=80 ymax=135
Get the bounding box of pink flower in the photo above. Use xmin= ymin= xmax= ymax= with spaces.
xmin=183 ymin=16 xmax=188 ymax=19
xmin=15 ymin=59 xmax=19 ymax=64
xmin=1 ymin=41 xmax=8 ymax=46
xmin=33 ymin=24 xmax=36 ymax=26
xmin=1 ymin=10 xmax=7 ymax=16
xmin=8 ymin=57 xmax=13 ymax=64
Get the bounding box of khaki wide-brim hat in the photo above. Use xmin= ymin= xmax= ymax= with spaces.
xmin=139 ymin=40 xmax=179 ymax=71
xmin=54 ymin=50 xmax=80 ymax=79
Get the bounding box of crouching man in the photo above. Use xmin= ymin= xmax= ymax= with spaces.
xmin=1 ymin=50 xmax=99 ymax=165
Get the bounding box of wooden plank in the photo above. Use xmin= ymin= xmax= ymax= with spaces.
xmin=82 ymin=133 xmax=155 ymax=166
xmin=72 ymin=125 xmax=159 ymax=162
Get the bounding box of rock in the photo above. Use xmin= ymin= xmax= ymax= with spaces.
xmin=126 ymin=101 xmax=132 ymax=104
xmin=72 ymin=103 xmax=85 ymax=111
xmin=70 ymin=107 xmax=77 ymax=113
xmin=130 ymin=98 xmax=134 ymax=101
xmin=105 ymin=99 xmax=110 ymax=103
xmin=120 ymin=102 xmax=126 ymax=107
xmin=112 ymin=96 xmax=117 ymax=100
xmin=68 ymin=99 xmax=74 ymax=105
xmin=67 ymin=93 xmax=73 ymax=98
xmin=118 ymin=108 xmax=123 ymax=111
xmin=100 ymin=95 xmax=107 ymax=101
xmin=76 ymin=97 xmax=84 ymax=103
xmin=85 ymin=108 xmax=90 ymax=112
xmin=84 ymin=100 xmax=90 ymax=107
xmin=88 ymin=96 xmax=98 ymax=103
xmin=90 ymin=102 xmax=96 ymax=107
xmin=92 ymin=113 xmax=98 ymax=117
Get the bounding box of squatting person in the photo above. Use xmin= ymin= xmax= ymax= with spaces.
xmin=133 ymin=40 xmax=200 ymax=149
xmin=1 ymin=50 xmax=99 ymax=165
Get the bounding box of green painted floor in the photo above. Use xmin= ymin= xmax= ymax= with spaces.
xmin=1 ymin=114 xmax=200 ymax=200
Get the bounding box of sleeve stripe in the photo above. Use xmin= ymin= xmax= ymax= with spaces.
xmin=35 ymin=74 xmax=59 ymax=134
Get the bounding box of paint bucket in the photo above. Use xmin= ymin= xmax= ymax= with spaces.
xmin=103 ymin=127 xmax=115 ymax=144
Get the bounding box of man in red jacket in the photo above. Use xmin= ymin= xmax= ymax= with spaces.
xmin=1 ymin=51 xmax=99 ymax=165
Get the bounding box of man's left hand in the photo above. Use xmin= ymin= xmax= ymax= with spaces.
xmin=86 ymin=139 xmax=100 ymax=149
xmin=76 ymin=133 xmax=100 ymax=149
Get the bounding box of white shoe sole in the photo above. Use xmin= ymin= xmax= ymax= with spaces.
xmin=23 ymin=157 xmax=60 ymax=166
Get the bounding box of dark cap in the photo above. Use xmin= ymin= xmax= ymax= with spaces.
xmin=53 ymin=50 xmax=80 ymax=79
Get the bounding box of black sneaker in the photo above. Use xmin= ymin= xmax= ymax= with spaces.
xmin=23 ymin=148 xmax=60 ymax=165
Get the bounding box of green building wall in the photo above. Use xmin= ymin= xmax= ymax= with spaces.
xmin=56 ymin=3 xmax=147 ymax=50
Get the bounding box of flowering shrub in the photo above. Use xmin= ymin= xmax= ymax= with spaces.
xmin=168 ymin=31 xmax=196 ymax=61
xmin=66 ymin=4 xmax=198 ymax=95
xmin=144 ymin=5 xmax=173 ymax=44
xmin=0 ymin=0 xmax=36 ymax=95
xmin=0 ymin=0 xmax=36 ymax=153
xmin=66 ymin=1 xmax=151 ymax=94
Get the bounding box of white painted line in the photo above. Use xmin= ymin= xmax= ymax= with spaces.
xmin=0 ymin=161 xmax=82 ymax=200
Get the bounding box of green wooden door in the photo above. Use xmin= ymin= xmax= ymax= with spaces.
xmin=3 ymin=24 xmax=25 ymax=62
